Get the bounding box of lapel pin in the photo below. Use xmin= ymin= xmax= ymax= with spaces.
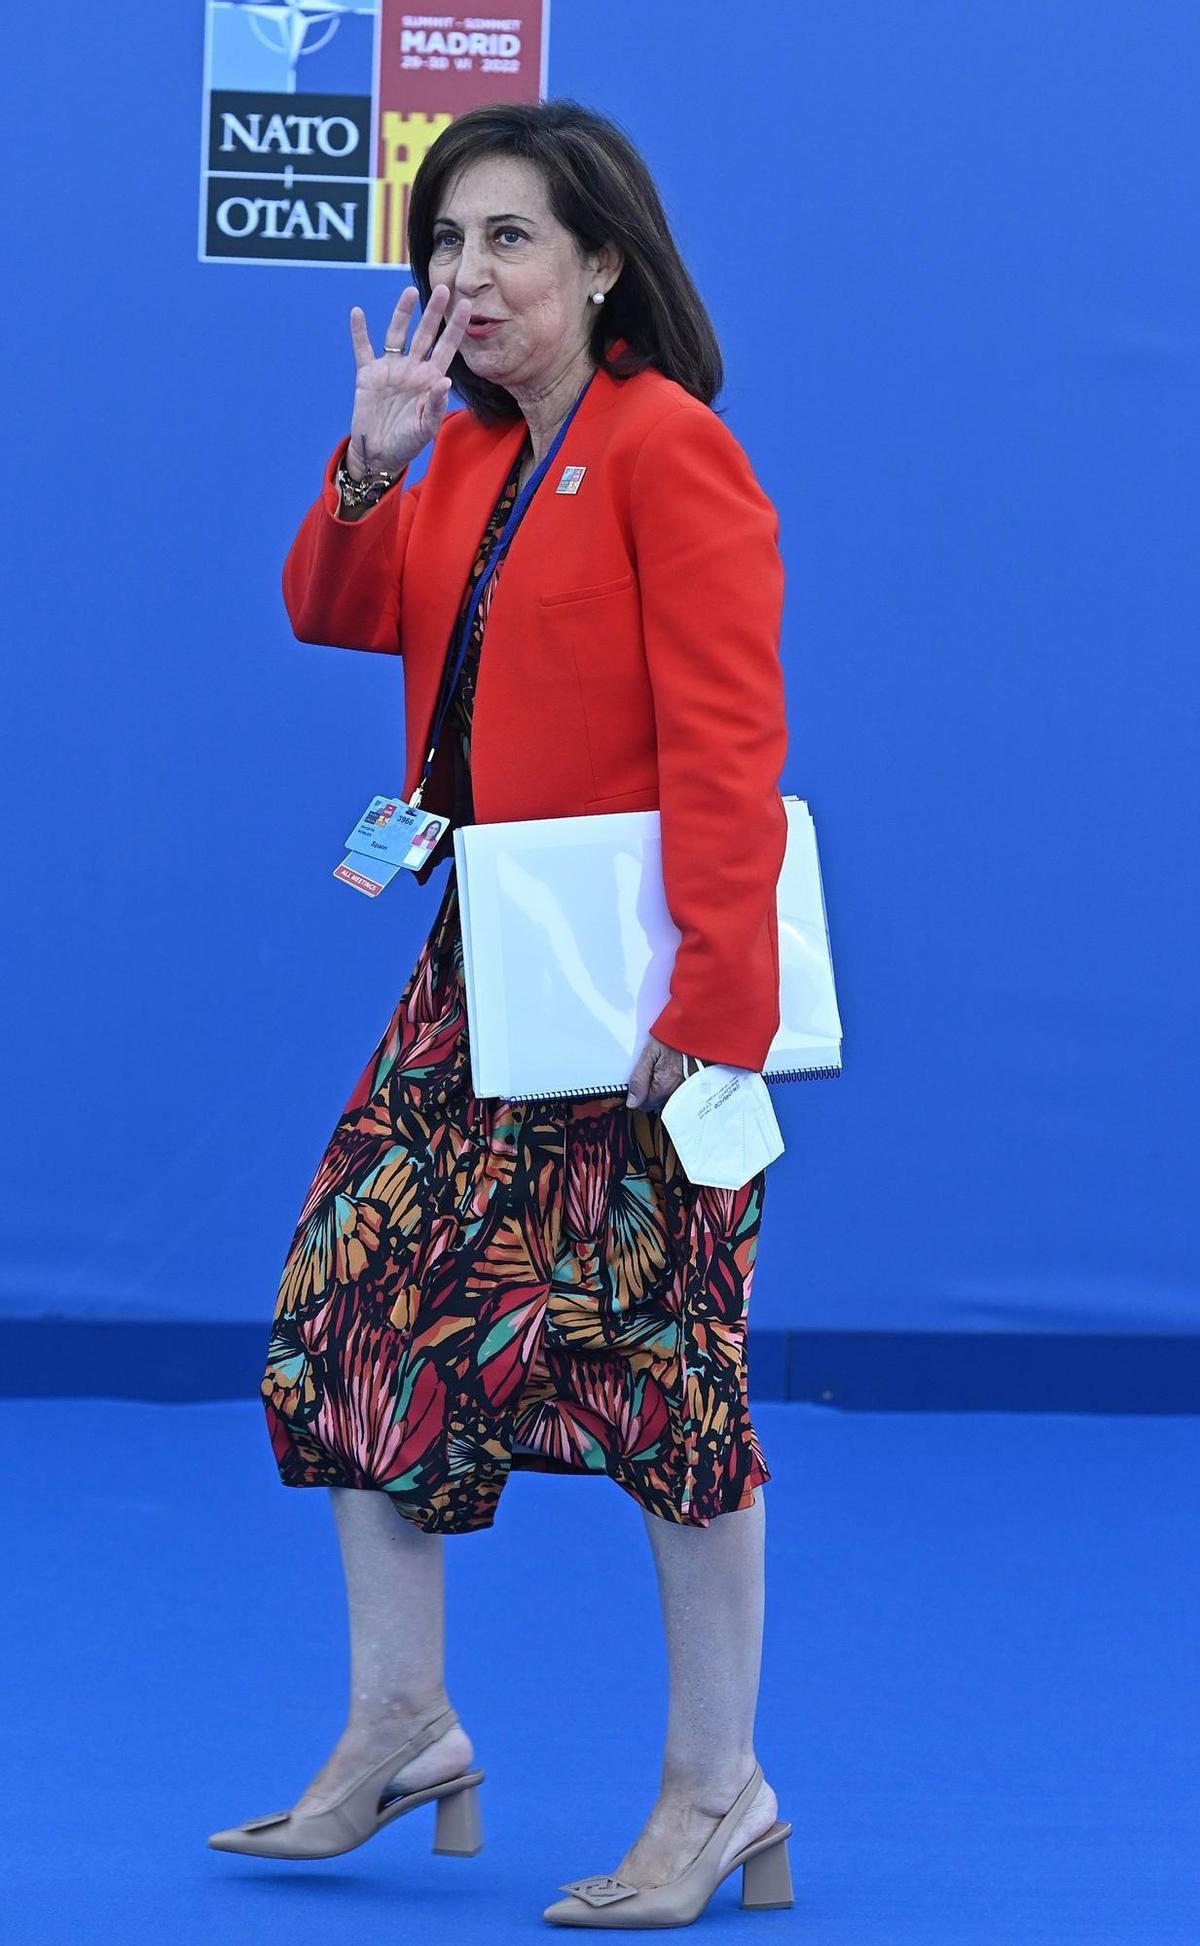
xmin=556 ymin=465 xmax=587 ymax=495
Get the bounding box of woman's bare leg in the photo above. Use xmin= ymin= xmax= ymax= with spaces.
xmin=291 ymin=1486 xmax=473 ymax=1811
xmin=613 ymin=1490 xmax=778 ymax=1886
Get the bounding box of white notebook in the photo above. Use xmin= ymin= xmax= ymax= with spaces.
xmin=452 ymin=794 xmax=842 ymax=1102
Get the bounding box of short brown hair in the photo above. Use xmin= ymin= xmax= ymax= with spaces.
xmin=406 ymin=99 xmax=723 ymax=424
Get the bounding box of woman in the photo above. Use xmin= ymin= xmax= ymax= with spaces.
xmin=209 ymin=100 xmax=793 ymax=1927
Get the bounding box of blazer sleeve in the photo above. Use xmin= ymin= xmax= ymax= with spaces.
xmin=629 ymin=403 xmax=789 ymax=1071
xmin=281 ymin=436 xmax=423 ymax=654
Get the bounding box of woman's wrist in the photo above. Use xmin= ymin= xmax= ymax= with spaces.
xmin=335 ymin=449 xmax=400 ymax=521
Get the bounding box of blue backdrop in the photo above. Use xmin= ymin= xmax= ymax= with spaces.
xmin=3 ymin=2 xmax=1196 ymax=1349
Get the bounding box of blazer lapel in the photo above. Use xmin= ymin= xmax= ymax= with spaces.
xmin=402 ymin=350 xmax=628 ymax=792
xmin=504 ymin=360 xmax=621 ymax=569
xmin=401 ymin=414 xmax=526 ymax=787
xmin=420 ymin=341 xmax=628 ymax=629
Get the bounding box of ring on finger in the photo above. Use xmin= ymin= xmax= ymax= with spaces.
xmin=384 ymin=344 xmax=405 ymax=354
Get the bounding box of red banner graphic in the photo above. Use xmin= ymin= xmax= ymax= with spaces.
xmin=374 ymin=8 xmax=548 ymax=264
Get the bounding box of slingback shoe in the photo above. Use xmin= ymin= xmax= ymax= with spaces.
xmin=207 ymin=1703 xmax=485 ymax=1862
xmin=542 ymin=1761 xmax=793 ymax=1928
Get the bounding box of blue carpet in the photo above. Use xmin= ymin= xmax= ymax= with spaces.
xmin=3 ymin=1399 xmax=1196 ymax=1944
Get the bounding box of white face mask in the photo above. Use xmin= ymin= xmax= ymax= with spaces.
xmin=659 ymin=1057 xmax=786 ymax=1190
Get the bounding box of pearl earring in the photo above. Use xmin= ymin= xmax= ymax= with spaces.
xmin=590 ymin=291 xmax=605 ymax=305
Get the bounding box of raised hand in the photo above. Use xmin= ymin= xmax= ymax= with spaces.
xmin=345 ymin=283 xmax=473 ymax=480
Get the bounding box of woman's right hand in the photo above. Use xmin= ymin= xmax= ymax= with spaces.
xmin=345 ymin=283 xmax=473 ymax=480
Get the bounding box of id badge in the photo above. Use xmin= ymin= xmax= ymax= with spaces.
xmin=334 ymin=794 xmax=450 ymax=895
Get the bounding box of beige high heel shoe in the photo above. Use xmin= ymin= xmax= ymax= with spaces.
xmin=207 ymin=1703 xmax=484 ymax=1862
xmin=542 ymin=1762 xmax=793 ymax=1928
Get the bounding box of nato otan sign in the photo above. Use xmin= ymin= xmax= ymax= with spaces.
xmin=200 ymin=3 xmax=550 ymax=266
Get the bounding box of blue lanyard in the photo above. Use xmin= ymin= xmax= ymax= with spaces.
xmin=410 ymin=368 xmax=597 ymax=807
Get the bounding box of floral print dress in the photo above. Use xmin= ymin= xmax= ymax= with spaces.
xmin=261 ymin=440 xmax=772 ymax=1534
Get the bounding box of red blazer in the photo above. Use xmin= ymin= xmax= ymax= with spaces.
xmin=282 ymin=348 xmax=789 ymax=1071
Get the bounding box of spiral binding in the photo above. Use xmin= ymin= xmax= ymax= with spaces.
xmin=506 ymin=1080 xmax=629 ymax=1104
xmin=503 ymin=1062 xmax=841 ymax=1104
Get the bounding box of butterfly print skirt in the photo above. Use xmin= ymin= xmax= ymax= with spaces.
xmin=259 ymin=863 xmax=773 ymax=1534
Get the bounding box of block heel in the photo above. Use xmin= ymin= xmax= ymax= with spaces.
xmin=739 ymin=1824 xmax=794 ymax=1909
xmin=433 ymin=1778 xmax=484 ymax=1855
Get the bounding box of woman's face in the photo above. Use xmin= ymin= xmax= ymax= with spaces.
xmin=429 ymin=154 xmax=617 ymax=394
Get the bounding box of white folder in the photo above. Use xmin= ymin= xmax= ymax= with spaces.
xmin=452 ymin=794 xmax=842 ymax=1101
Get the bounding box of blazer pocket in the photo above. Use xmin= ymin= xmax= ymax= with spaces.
xmin=584 ymin=784 xmax=660 ymax=813
xmin=539 ymin=572 xmax=636 ymax=608
xmin=536 ymin=574 xmax=647 ymax=797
